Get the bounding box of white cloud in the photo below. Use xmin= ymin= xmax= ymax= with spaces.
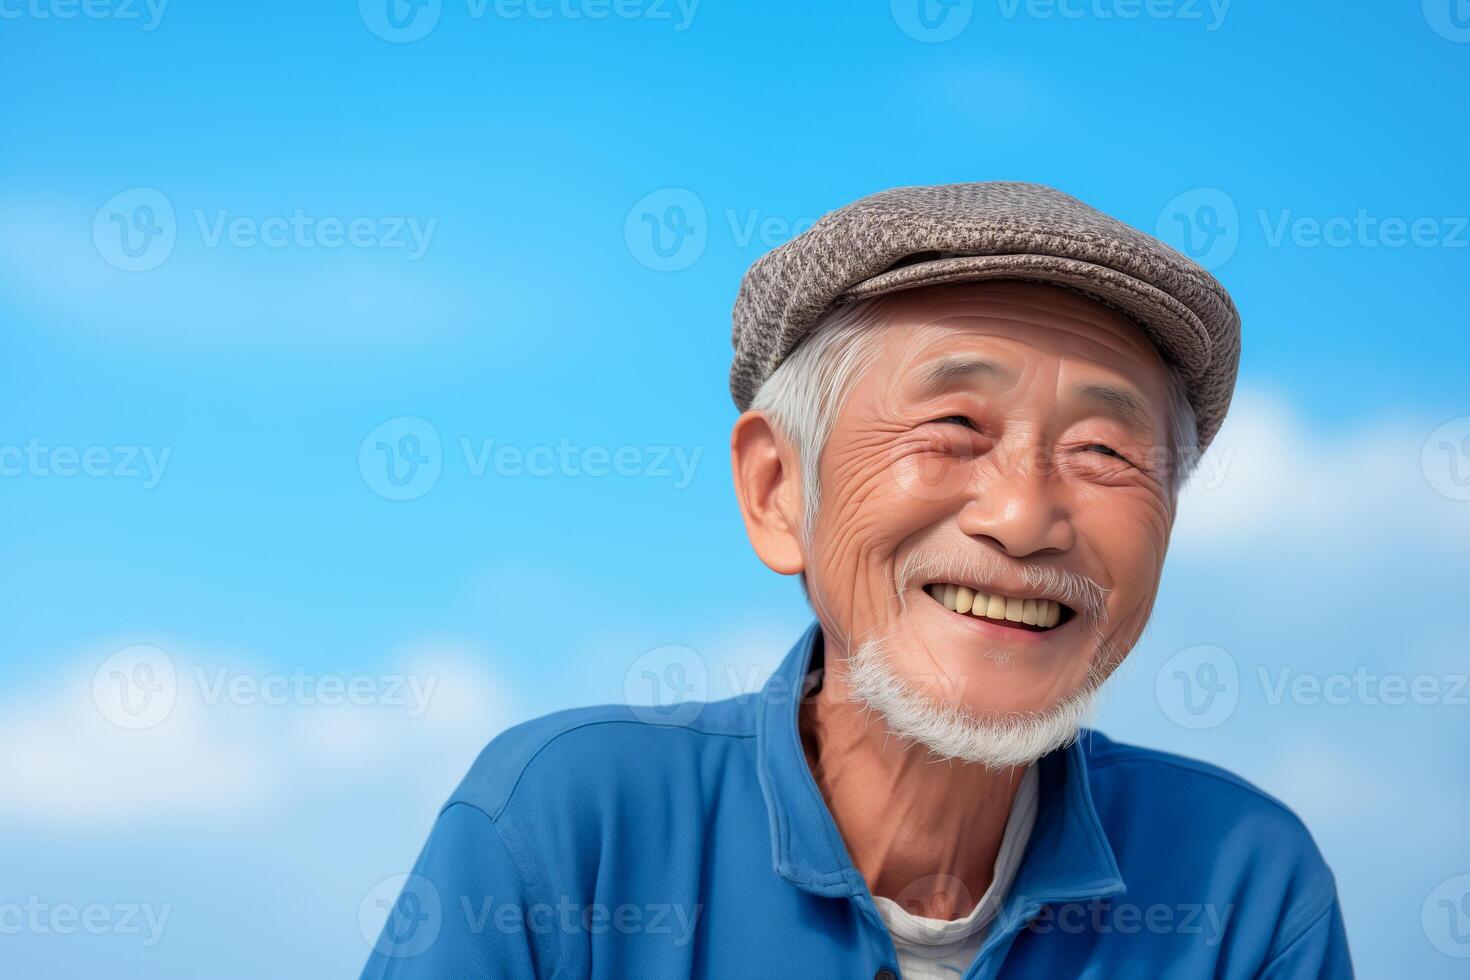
xmin=1173 ymin=388 xmax=1469 ymax=553
xmin=0 ymin=642 xmax=512 ymax=831
xmin=0 ymin=193 xmax=476 ymax=349
xmin=0 ymin=667 xmax=278 ymax=825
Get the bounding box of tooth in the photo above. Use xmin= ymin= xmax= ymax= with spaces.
xmin=943 ymin=584 xmax=958 ymax=610
xmin=1021 ymin=599 xmax=1039 ymax=625
xmin=1044 ymin=601 xmax=1060 ymax=628
xmin=1005 ymin=597 xmax=1024 ymax=622
xmin=986 ymin=594 xmax=1006 ymax=619
xmin=954 ymin=586 xmax=975 ymax=614
xmin=970 ymin=591 xmax=989 ymax=616
xmin=1036 ymin=600 xmax=1053 ymax=628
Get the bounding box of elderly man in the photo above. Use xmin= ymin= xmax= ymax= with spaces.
xmin=362 ymin=184 xmax=1349 ymax=979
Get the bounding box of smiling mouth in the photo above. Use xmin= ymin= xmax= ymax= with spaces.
xmin=923 ymin=583 xmax=1074 ymax=632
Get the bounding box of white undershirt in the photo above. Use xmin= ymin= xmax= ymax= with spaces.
xmin=871 ymin=765 xmax=1039 ymax=980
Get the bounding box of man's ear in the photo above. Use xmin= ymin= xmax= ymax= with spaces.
xmin=730 ymin=411 xmax=806 ymax=576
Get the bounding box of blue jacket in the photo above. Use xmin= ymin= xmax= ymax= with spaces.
xmin=363 ymin=624 xmax=1351 ymax=978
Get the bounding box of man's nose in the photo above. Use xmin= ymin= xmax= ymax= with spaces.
xmin=956 ymin=451 xmax=1074 ymax=558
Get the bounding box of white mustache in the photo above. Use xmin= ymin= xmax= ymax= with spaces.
xmin=895 ymin=548 xmax=1109 ymax=625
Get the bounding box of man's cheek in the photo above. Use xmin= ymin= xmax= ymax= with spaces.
xmin=1076 ymin=488 xmax=1172 ymax=558
xmin=824 ymin=453 xmax=924 ymax=542
xmin=1116 ymin=509 xmax=1173 ymax=571
xmin=888 ymin=451 xmax=974 ymax=509
xmin=1099 ymin=535 xmax=1167 ymax=639
xmin=807 ymin=509 xmax=867 ymax=625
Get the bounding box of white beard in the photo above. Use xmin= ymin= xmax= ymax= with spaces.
xmin=844 ymin=635 xmax=1103 ymax=770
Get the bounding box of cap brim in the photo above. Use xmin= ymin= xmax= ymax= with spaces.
xmin=838 ymin=253 xmax=1213 ymax=388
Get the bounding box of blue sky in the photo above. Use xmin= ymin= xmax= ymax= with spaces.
xmin=2 ymin=2 xmax=1468 ymax=977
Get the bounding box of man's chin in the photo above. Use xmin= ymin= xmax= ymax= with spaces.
xmin=894 ymin=597 xmax=1110 ymax=714
xmin=845 ymin=636 xmax=1100 ymax=769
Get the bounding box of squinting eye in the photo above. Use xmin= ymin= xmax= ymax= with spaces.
xmin=931 ymin=415 xmax=977 ymax=430
xmin=1086 ymin=444 xmax=1127 ymax=460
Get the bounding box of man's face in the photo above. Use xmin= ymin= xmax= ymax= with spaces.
xmin=805 ymin=281 xmax=1177 ymax=718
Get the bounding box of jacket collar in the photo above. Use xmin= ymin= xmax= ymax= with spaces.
xmin=754 ymin=623 xmax=1126 ymax=909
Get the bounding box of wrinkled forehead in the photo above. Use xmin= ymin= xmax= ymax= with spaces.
xmin=852 ymin=280 xmax=1172 ymax=403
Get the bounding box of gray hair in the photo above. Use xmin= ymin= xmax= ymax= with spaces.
xmin=749 ymin=293 xmax=1200 ymax=543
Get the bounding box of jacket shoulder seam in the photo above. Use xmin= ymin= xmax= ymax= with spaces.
xmin=451 ymin=716 xmax=755 ymax=821
xmin=438 ymin=801 xmax=563 ymax=976
xmin=1259 ymin=894 xmax=1340 ymax=972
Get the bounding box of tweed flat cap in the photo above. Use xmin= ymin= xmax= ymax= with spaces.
xmin=730 ymin=182 xmax=1241 ymax=449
